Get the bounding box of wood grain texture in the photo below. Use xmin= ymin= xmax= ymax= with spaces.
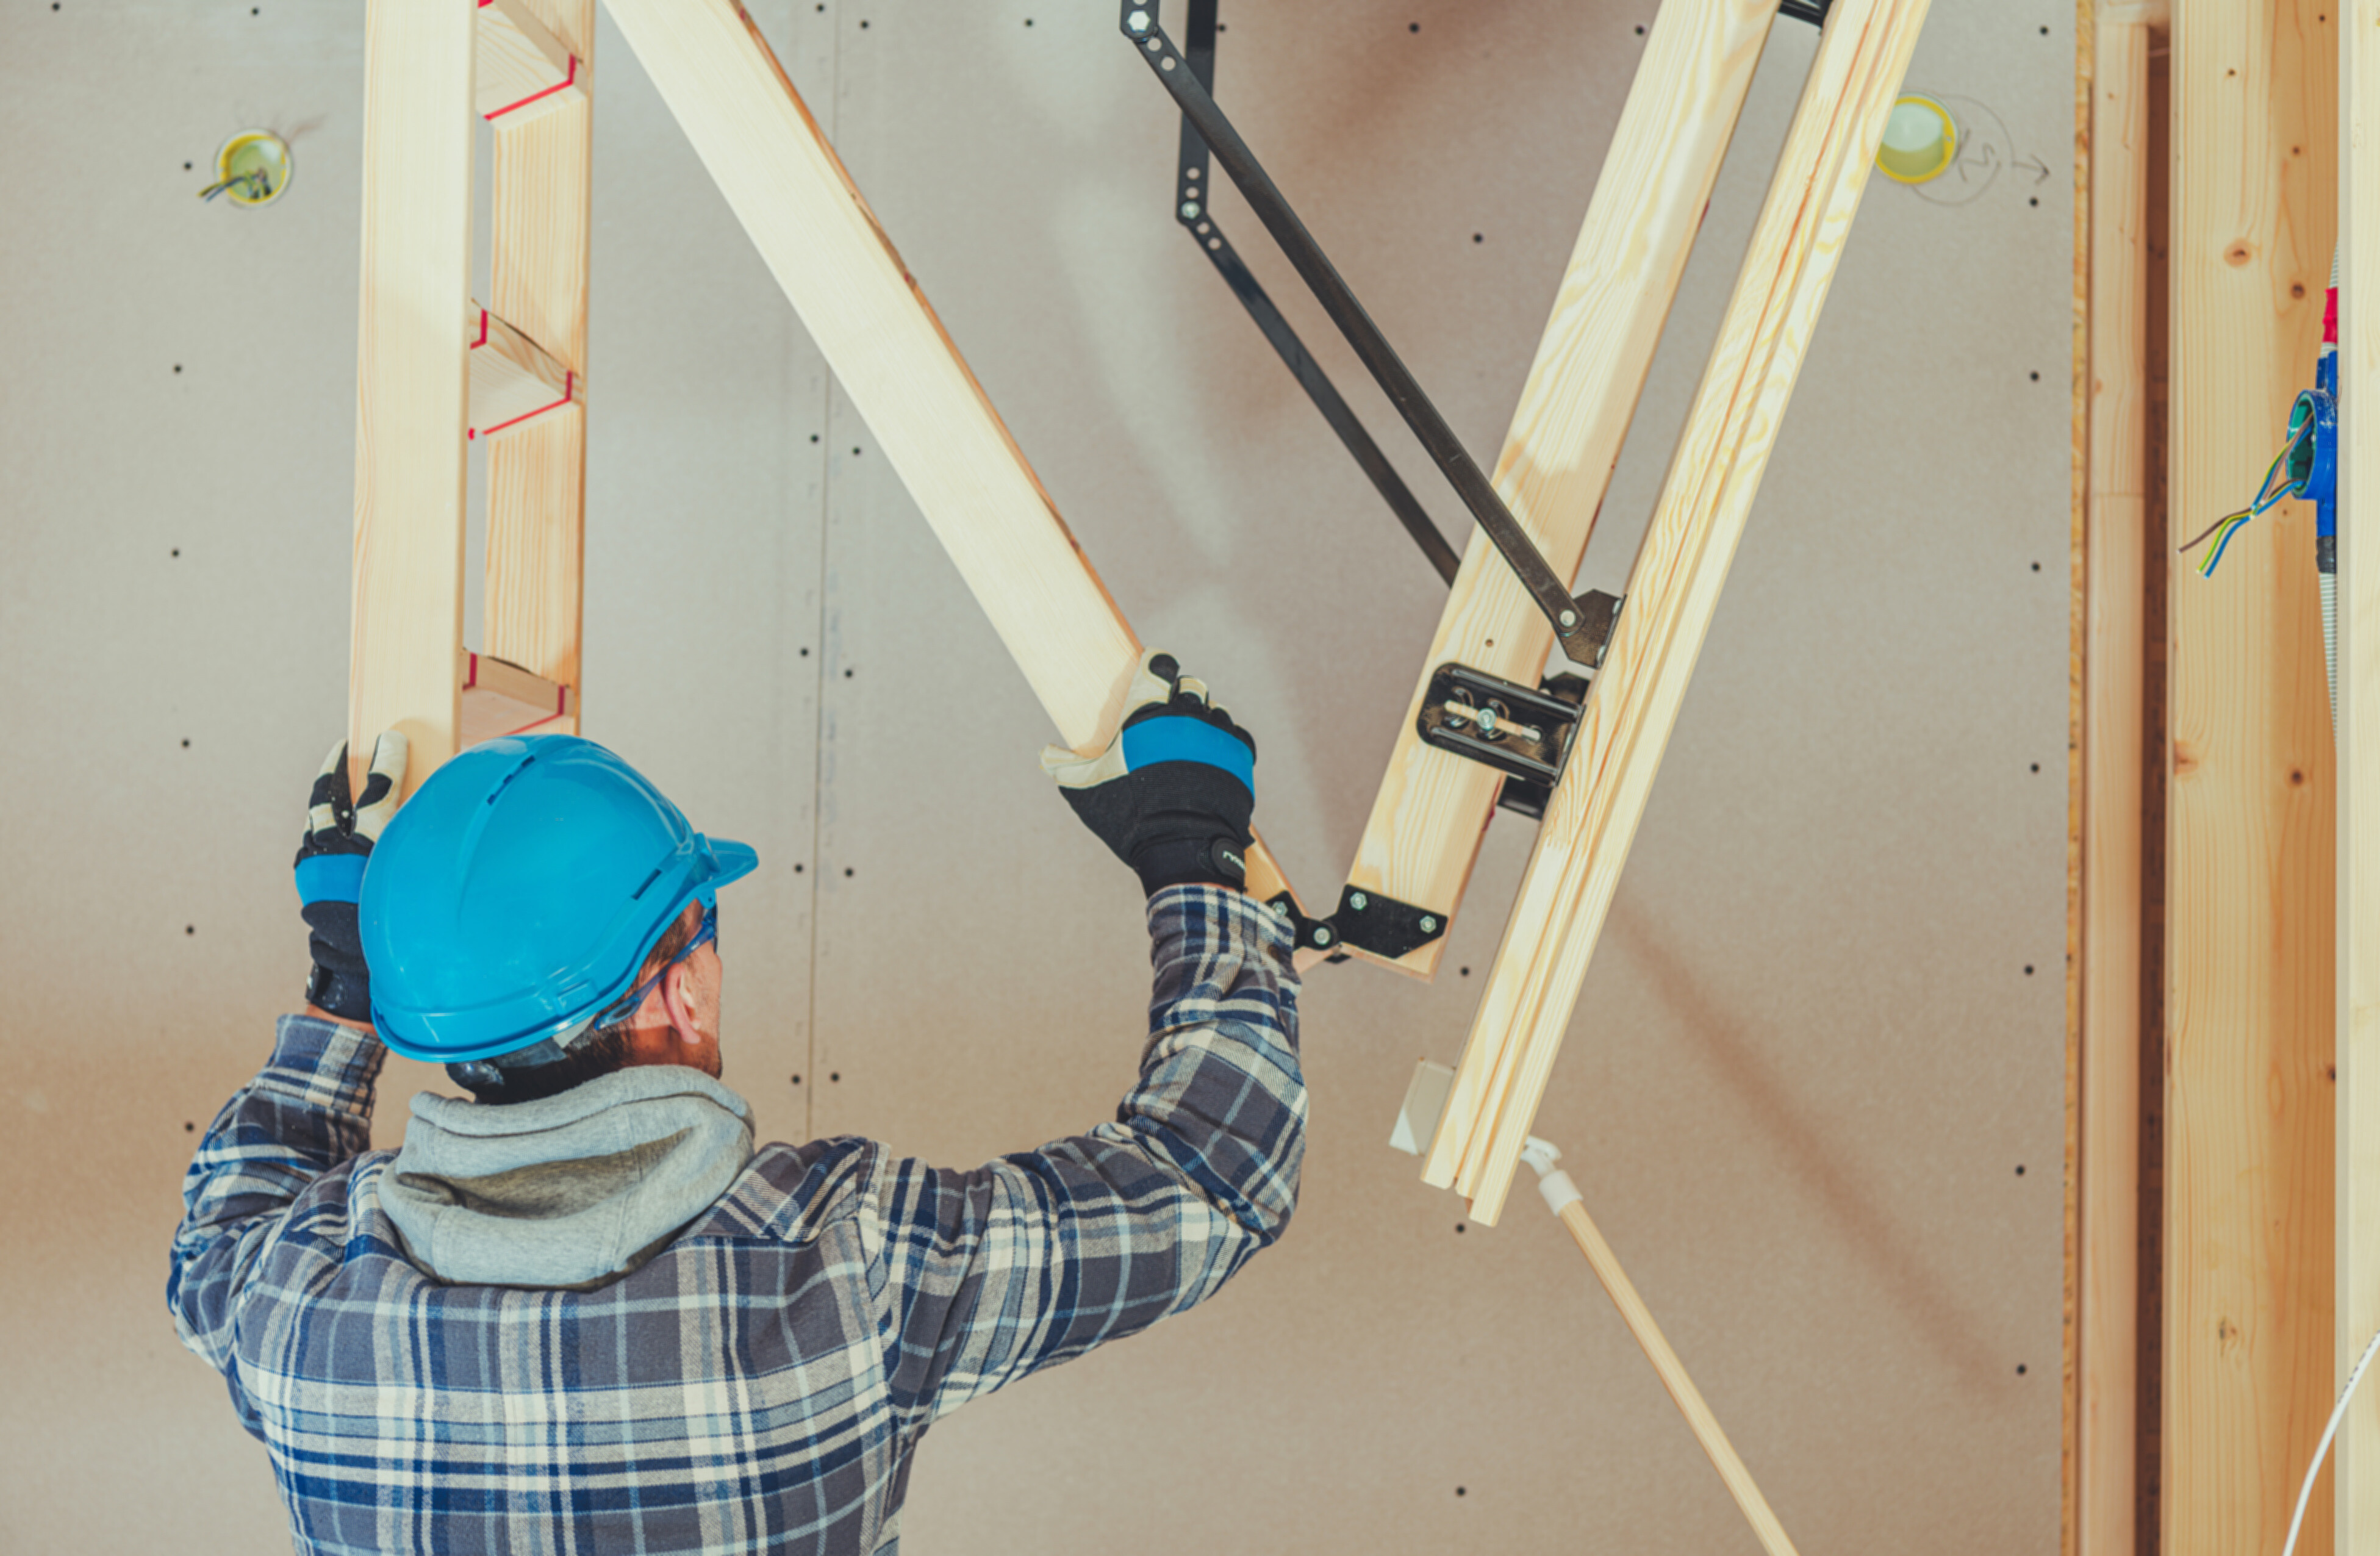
xmin=349 ymin=0 xmax=476 ymax=797
xmin=1422 ymin=0 xmax=1932 ymax=1224
xmin=467 ymin=302 xmax=577 ymax=440
xmin=2340 ymin=0 xmax=2380 ymax=1544
xmin=2077 ymin=9 xmax=2156 ymax=1554
xmin=1552 ymin=1193 xmax=1802 ymax=1556
xmin=477 ymin=0 xmax=587 ymax=126
xmin=1341 ymin=0 xmax=1774 ymax=980
xmin=599 ymin=0 xmax=1305 ymax=906
xmin=484 ymin=0 xmax=590 ymax=718
xmin=599 ymin=0 xmax=1134 ymax=749
xmin=2165 ymin=0 xmax=2336 ymax=1550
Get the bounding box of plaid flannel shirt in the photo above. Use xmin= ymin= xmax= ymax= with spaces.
xmin=168 ymin=886 xmax=1303 ymax=1555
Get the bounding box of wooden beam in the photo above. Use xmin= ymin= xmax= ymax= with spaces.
xmin=598 ymin=0 xmax=1304 ymax=907
xmin=1341 ymin=0 xmax=1774 ymax=980
xmin=2077 ymin=4 xmax=2160 ymax=1552
xmin=1421 ymin=0 xmax=1932 ymax=1225
xmin=484 ymin=0 xmax=591 ymax=721
xmin=2166 ymin=0 xmax=2335 ymax=1549
xmin=351 ymin=0 xmax=476 ymax=797
xmin=467 ymin=303 xmax=578 ymax=442
xmin=477 ymin=0 xmax=589 ymax=126
xmin=2341 ymin=0 xmax=2380 ymax=1546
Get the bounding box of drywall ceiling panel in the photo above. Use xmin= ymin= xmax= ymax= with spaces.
xmin=0 ymin=0 xmax=2068 ymax=1552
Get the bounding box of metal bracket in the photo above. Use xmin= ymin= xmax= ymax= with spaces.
xmin=1161 ymin=0 xmax=1459 ymax=584
xmin=1777 ymin=0 xmax=1833 ymax=24
xmin=1268 ymin=884 xmax=1447 ymax=960
xmin=1120 ymin=2 xmax=1619 ymax=667
xmin=1419 ymin=665 xmax=1591 ymax=786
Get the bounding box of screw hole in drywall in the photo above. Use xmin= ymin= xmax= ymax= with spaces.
xmin=185 ymin=1121 xmax=195 ymax=1131
xmin=1472 ymin=233 xmax=1483 ymax=243
xmin=171 ymin=549 xmax=181 ymax=557
xmin=1635 ymin=23 xmax=1645 ymax=32
xmin=844 ymin=668 xmax=855 ymax=678
xmin=182 ymin=739 xmax=192 ymax=748
xmin=1454 ymin=1224 xmax=1464 ymax=1234
xmin=2024 ymin=964 xmax=2035 ymax=975
xmin=2016 ymin=1164 xmax=2027 ymax=1175
xmin=1460 ymin=966 xmax=1471 ymax=977
xmin=794 ymin=863 xmax=805 ymax=873
xmin=790 ymin=1074 xmax=802 ymax=1085
xmin=800 ymin=647 xmax=810 ymax=656
xmin=810 ymin=433 xmax=820 ymax=443
xmin=2029 ymin=370 xmax=2040 ymax=381
xmin=2032 ymin=562 xmax=2042 ymax=572
xmin=186 ymin=925 xmax=196 ymax=935
xmin=2030 ymin=762 xmax=2040 ymax=772
xmin=1455 ymin=1486 xmax=1468 ymax=1497
xmin=844 ymin=867 xmax=855 ymax=877
xmin=2017 ymin=1363 xmax=2029 ymax=1374
xmin=830 ymin=1072 xmax=841 ymax=1082
xmin=1408 ymin=21 xmax=1419 ymax=31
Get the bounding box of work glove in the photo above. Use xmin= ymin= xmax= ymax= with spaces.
xmin=293 ymin=732 xmax=408 ymax=1023
xmin=1042 ymin=650 xmax=1255 ymax=895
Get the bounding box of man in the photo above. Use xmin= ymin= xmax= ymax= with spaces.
xmin=168 ymin=651 xmax=1304 ymax=1555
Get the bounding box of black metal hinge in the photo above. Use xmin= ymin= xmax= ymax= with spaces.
xmin=1268 ymin=884 xmax=1448 ymax=961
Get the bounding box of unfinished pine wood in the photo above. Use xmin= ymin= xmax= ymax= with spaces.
xmin=2341 ymin=1 xmax=2380 ymax=1544
xmin=476 ymin=0 xmax=588 ymax=126
xmin=2077 ymin=5 xmax=2160 ymax=1552
xmin=2166 ymin=0 xmax=2336 ymax=1549
xmin=1424 ymin=0 xmax=1932 ymax=1224
xmin=598 ymin=0 xmax=1305 ymax=905
xmin=1552 ymin=1193 xmax=1801 ymax=1556
xmin=467 ymin=303 xmax=578 ymax=440
xmin=349 ymin=0 xmax=477 ymax=798
xmin=1342 ymin=0 xmax=1774 ymax=980
xmin=484 ymin=0 xmax=590 ymax=722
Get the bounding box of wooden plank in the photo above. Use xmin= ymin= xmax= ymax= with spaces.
xmin=1341 ymin=0 xmax=1774 ymax=980
xmin=467 ymin=302 xmax=578 ymax=441
xmin=350 ymin=0 xmax=476 ymax=797
xmin=2077 ymin=5 xmax=2161 ymax=1552
xmin=477 ymin=0 xmax=589 ymax=126
xmin=2165 ymin=0 xmax=2335 ymax=1549
xmin=484 ymin=0 xmax=591 ymax=722
xmin=598 ymin=0 xmax=1305 ymax=908
xmin=1421 ymin=0 xmax=1932 ymax=1225
xmin=2342 ymin=0 xmax=2380 ymax=1545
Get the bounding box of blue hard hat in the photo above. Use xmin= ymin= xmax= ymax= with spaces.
xmin=360 ymin=734 xmax=758 ymax=1063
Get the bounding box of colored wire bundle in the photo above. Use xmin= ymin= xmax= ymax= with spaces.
xmin=2179 ymin=409 xmax=2314 ymax=578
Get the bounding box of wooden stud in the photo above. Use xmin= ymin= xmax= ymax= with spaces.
xmin=2077 ymin=4 xmax=2162 ymax=1552
xmin=477 ymin=0 xmax=589 ymax=126
xmin=2342 ymin=0 xmax=2380 ymax=1544
xmin=598 ymin=0 xmax=1304 ymax=907
xmin=1341 ymin=0 xmax=1775 ymax=980
xmin=1422 ymin=0 xmax=1933 ymax=1225
xmin=467 ymin=303 xmax=578 ymax=442
xmin=2166 ymin=0 xmax=2337 ymax=1547
xmin=350 ymin=0 xmax=477 ymax=798
xmin=485 ymin=0 xmax=592 ymax=722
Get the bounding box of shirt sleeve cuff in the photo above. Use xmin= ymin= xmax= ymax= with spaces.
xmin=1145 ymin=883 xmax=1299 ymax=1039
xmin=258 ymin=1013 xmax=389 ymax=1120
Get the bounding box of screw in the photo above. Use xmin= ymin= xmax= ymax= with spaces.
xmin=1180 ymin=199 xmax=1200 ymax=219
xmin=1313 ymin=925 xmax=1334 ymax=945
xmin=1420 ymin=916 xmax=1438 ymax=933
xmin=1349 ymin=891 xmax=1368 ymax=911
xmin=1125 ymin=7 xmax=1149 ymax=32
xmin=1558 ymin=608 xmax=1577 ymax=628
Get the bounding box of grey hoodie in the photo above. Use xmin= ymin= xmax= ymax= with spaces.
xmin=380 ymin=1064 xmax=756 ymax=1289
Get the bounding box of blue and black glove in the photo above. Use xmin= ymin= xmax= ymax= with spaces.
xmin=293 ymin=733 xmax=408 ymax=1023
xmin=1042 ymin=650 xmax=1255 ymax=895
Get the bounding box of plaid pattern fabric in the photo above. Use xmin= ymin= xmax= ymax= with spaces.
xmin=168 ymin=886 xmax=1303 ymax=1555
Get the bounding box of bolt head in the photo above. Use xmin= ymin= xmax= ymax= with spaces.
xmin=1349 ymin=891 xmax=1368 ymax=911
xmin=1180 ymin=199 xmax=1200 ymax=219
xmin=1558 ymin=608 xmax=1579 ymax=628
xmin=1419 ymin=916 xmax=1438 ymax=933
xmin=1125 ymin=8 xmax=1150 ymax=32
xmin=1313 ymin=926 xmax=1333 ymax=945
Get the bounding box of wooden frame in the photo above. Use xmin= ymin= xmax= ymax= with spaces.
xmin=1422 ymin=0 xmax=1933 ymax=1225
xmin=1341 ymin=0 xmax=1775 ymax=979
xmin=2164 ymin=1 xmax=2336 ymax=1549
xmin=2076 ymin=4 xmax=2164 ymax=1552
xmin=2343 ymin=0 xmax=2379 ymax=1544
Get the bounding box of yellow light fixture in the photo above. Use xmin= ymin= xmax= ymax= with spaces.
xmin=1875 ymin=95 xmax=1957 ymax=186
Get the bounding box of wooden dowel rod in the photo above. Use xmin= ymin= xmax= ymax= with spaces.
xmin=1551 ymin=1194 xmax=1801 ymax=1556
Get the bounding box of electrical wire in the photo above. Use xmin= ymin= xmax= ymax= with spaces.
xmin=2181 ymin=414 xmax=2315 ymax=579
xmin=2280 ymin=1324 xmax=2380 ymax=1556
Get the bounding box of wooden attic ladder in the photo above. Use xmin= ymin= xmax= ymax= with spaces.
xmin=348 ymin=0 xmax=1301 ymax=897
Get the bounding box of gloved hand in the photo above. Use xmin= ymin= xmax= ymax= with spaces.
xmin=293 ymin=732 xmax=408 ymax=1023
xmin=1042 ymin=650 xmax=1256 ymax=895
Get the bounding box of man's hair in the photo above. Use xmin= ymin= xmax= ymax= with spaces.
xmin=446 ymin=903 xmax=704 ymax=1105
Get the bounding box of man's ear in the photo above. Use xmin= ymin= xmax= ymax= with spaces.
xmin=661 ymin=959 xmax=702 ymax=1044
